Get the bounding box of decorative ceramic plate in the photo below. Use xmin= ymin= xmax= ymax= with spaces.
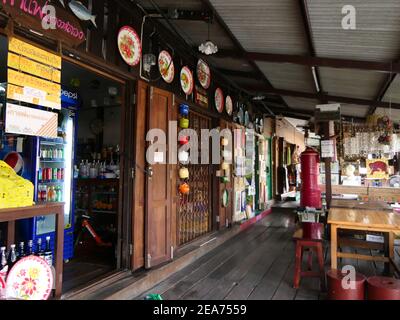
xmin=222 ymin=189 xmax=229 ymax=207
xmin=180 ymin=66 xmax=194 ymax=95
xmin=237 ymin=106 xmax=244 ymax=125
xmin=215 ymin=88 xmax=224 ymax=113
xmin=158 ymin=50 xmax=174 ymax=83
xmin=6 ymin=256 xmax=53 ymax=300
xmin=197 ymin=59 xmax=211 ymax=89
xmin=225 ymin=95 xmax=233 ymax=116
xmin=117 ymin=26 xmax=142 ymax=66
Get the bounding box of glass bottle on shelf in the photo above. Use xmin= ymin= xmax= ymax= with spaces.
xmin=0 ymin=247 xmax=7 ymax=271
xmin=35 ymin=239 xmax=44 ymax=258
xmin=7 ymin=244 xmax=17 ymax=269
xmin=44 ymin=236 xmax=53 ymax=266
xmin=27 ymin=240 xmax=34 ymax=256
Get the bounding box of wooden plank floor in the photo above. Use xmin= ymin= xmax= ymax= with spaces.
xmin=134 ymin=207 xmax=400 ymax=300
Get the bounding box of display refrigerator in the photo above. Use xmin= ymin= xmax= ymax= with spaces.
xmin=20 ymin=88 xmax=79 ymax=261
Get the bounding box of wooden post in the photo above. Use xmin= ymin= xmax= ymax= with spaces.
xmin=323 ymin=122 xmax=332 ymax=209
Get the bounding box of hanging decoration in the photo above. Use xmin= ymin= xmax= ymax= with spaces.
xmin=225 ymin=95 xmax=233 ymax=116
xmin=180 ymin=67 xmax=194 ymax=96
xmin=214 ymin=88 xmax=224 ymax=113
xmin=197 ymin=59 xmax=211 ymax=89
xmin=117 ymin=26 xmax=142 ymax=67
xmin=158 ymin=50 xmax=175 ymax=83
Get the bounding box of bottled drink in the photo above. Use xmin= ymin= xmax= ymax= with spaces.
xmin=0 ymin=247 xmax=7 ymax=271
xmin=18 ymin=242 xmax=25 ymax=260
xmin=73 ymin=165 xmax=79 ymax=179
xmin=53 ymin=168 xmax=58 ymax=181
xmin=57 ymin=168 xmax=62 ymax=180
xmin=38 ymin=168 xmax=43 ymax=182
xmin=44 ymin=236 xmax=53 ymax=266
xmin=35 ymin=239 xmax=45 ymax=258
xmin=48 ymin=148 xmax=53 ymax=159
xmin=56 ymin=187 xmax=62 ymax=202
xmin=42 ymin=185 xmax=48 ymax=202
xmin=60 ymin=148 xmax=64 ymax=159
xmin=27 ymin=240 xmax=34 ymax=256
xmin=61 ymin=168 xmax=65 ymax=180
xmin=7 ymin=244 xmax=17 ymax=269
xmin=42 ymin=148 xmax=47 ymax=159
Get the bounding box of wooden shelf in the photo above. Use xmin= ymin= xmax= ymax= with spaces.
xmin=0 ymin=203 xmax=65 ymax=299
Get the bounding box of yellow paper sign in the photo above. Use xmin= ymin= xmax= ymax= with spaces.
xmin=7 ymin=84 xmax=61 ymax=110
xmin=8 ymin=69 xmax=61 ymax=96
xmin=9 ymin=37 xmax=61 ymax=69
xmin=8 ymin=53 xmax=61 ymax=83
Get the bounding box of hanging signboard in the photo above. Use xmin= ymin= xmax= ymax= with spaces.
xmin=7 ymin=84 xmax=60 ymax=110
xmin=8 ymin=53 xmax=61 ymax=82
xmin=5 ymin=103 xmax=58 ymax=138
xmin=1 ymin=1 xmax=85 ymax=46
xmin=195 ymin=85 xmax=208 ymax=108
xmin=366 ymin=159 xmax=389 ymax=179
xmin=8 ymin=37 xmax=61 ymax=69
xmin=8 ymin=69 xmax=61 ymax=97
xmin=315 ymin=103 xmax=341 ymax=122
xmin=321 ymin=140 xmax=335 ymax=159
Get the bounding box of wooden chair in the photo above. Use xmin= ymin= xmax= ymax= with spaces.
xmin=293 ymin=227 xmax=326 ymax=291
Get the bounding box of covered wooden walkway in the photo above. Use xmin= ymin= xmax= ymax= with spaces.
xmin=135 ymin=207 xmax=399 ymax=300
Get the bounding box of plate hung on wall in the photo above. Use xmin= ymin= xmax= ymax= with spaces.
xmin=117 ymin=26 xmax=142 ymax=66
xmin=158 ymin=50 xmax=175 ymax=83
xmin=180 ymin=66 xmax=194 ymax=95
xmin=225 ymin=95 xmax=233 ymax=116
xmin=237 ymin=106 xmax=244 ymax=125
xmin=197 ymin=59 xmax=211 ymax=89
xmin=215 ymin=88 xmax=224 ymax=113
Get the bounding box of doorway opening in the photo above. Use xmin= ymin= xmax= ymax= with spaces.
xmin=61 ymin=60 xmax=124 ymax=292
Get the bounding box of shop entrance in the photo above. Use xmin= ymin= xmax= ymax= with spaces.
xmin=61 ymin=61 xmax=125 ymax=292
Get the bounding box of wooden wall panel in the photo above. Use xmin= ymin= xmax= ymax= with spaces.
xmin=89 ymin=0 xmax=105 ymax=57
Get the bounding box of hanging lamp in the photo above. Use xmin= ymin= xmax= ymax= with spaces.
xmin=199 ymin=17 xmax=218 ymax=55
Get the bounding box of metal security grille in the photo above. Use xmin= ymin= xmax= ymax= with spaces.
xmin=178 ymin=111 xmax=212 ymax=245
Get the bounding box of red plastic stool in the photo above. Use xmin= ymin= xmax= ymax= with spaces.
xmin=367 ymin=276 xmax=400 ymax=300
xmin=293 ymin=227 xmax=325 ymax=290
xmin=327 ymin=269 xmax=366 ymax=300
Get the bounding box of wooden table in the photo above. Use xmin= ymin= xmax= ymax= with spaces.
xmin=0 ymin=203 xmax=65 ymax=298
xmin=328 ymin=207 xmax=400 ymax=272
xmin=330 ymin=199 xmax=392 ymax=211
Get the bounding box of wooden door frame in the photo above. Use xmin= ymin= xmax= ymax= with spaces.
xmin=60 ymin=58 xmax=132 ymax=271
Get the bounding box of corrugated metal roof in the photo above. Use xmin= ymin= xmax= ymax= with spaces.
xmin=282 ymin=96 xmax=319 ymax=111
xmin=319 ymin=67 xmax=386 ymax=100
xmin=207 ymin=56 xmax=253 ymax=72
xmin=256 ymin=62 xmax=316 ymax=93
xmin=136 ymin=0 xmax=203 ymax=10
xmin=159 ymin=19 xmax=235 ymax=49
xmin=209 ymin=0 xmax=309 ymax=54
xmin=383 ymin=75 xmax=400 ymax=103
xmin=307 ymin=0 xmax=400 ymax=61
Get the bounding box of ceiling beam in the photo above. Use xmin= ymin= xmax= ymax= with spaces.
xmin=216 ymin=68 xmax=258 ymax=78
xmin=199 ymin=0 xmax=290 ymax=109
xmin=368 ymin=73 xmax=397 ymax=116
xmin=298 ymin=0 xmax=324 ymax=102
xmin=254 ymin=87 xmax=400 ymax=109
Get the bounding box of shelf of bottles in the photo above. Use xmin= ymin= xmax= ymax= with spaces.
xmin=0 ymin=237 xmax=54 ymax=279
xmin=37 ymin=141 xmax=65 ymax=203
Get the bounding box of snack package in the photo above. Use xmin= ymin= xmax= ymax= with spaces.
xmin=0 ymin=161 xmax=34 ymax=209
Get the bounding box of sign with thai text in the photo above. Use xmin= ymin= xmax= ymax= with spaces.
xmin=5 ymin=103 xmax=58 ymax=138
xmin=1 ymin=0 xmax=85 ymax=46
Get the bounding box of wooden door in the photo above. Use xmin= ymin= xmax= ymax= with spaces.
xmin=145 ymin=87 xmax=172 ymax=268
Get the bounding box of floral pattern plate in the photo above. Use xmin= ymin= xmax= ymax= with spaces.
xmin=158 ymin=50 xmax=174 ymax=83
xmin=117 ymin=26 xmax=142 ymax=66
xmin=6 ymin=256 xmax=53 ymax=300
xmin=180 ymin=66 xmax=194 ymax=95
xmin=197 ymin=59 xmax=211 ymax=89
xmin=215 ymin=88 xmax=224 ymax=113
xmin=225 ymin=95 xmax=233 ymax=116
